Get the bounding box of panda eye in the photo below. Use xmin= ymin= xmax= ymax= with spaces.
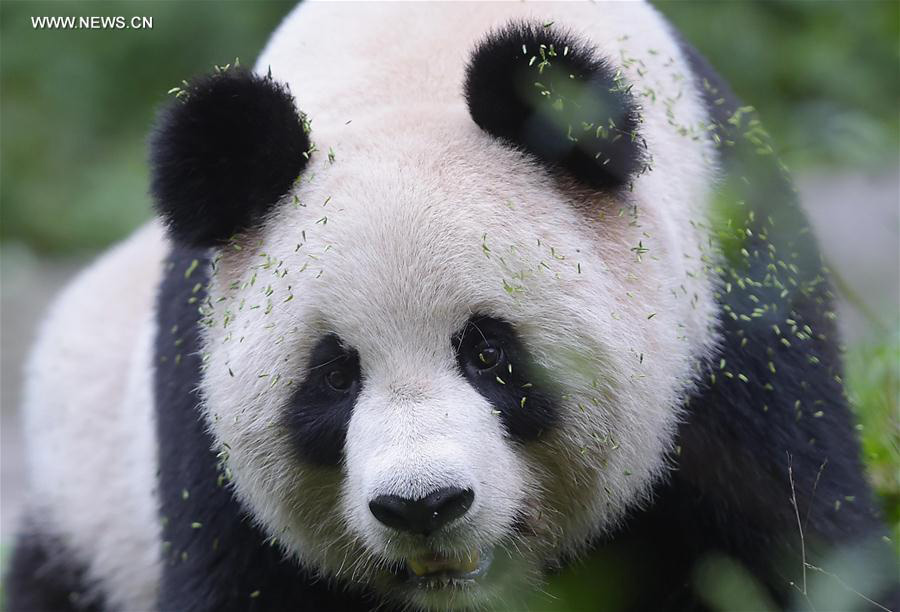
xmin=324 ymin=364 xmax=356 ymax=393
xmin=473 ymin=343 xmax=503 ymax=371
xmin=305 ymin=335 xmax=361 ymax=397
xmin=452 ymin=315 xmax=557 ymax=442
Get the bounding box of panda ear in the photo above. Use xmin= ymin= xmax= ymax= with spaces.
xmin=149 ymin=68 xmax=310 ymax=247
xmin=464 ymin=22 xmax=645 ymax=190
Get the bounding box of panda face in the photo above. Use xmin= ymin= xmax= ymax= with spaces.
xmin=196 ymin=129 xmax=711 ymax=608
xmin=153 ymin=3 xmax=722 ymax=609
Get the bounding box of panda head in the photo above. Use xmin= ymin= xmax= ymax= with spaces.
xmin=150 ymin=7 xmax=717 ymax=610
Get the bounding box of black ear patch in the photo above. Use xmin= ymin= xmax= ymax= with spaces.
xmin=149 ymin=68 xmax=311 ymax=247
xmin=464 ymin=22 xmax=645 ymax=189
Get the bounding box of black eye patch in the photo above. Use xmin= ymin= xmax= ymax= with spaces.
xmin=452 ymin=316 xmax=557 ymax=441
xmin=284 ymin=334 xmax=361 ymax=466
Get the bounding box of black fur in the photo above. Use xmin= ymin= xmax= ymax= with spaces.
xmin=284 ymin=334 xmax=362 ymax=466
xmin=452 ymin=315 xmax=558 ymax=441
xmin=464 ymin=21 xmax=645 ymax=190
xmin=580 ymin=34 xmax=899 ymax=611
xmin=149 ymin=68 xmax=310 ymax=248
xmin=4 ymin=528 xmax=103 ymax=612
xmin=154 ymin=245 xmax=380 ymax=611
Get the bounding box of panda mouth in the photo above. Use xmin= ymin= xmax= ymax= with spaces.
xmin=404 ymin=549 xmax=492 ymax=585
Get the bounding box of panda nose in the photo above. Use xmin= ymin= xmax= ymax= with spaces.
xmin=368 ymin=487 xmax=474 ymax=536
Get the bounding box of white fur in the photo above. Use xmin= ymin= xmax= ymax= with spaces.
xmin=21 ymin=222 xmax=166 ymax=611
xmin=201 ymin=2 xmax=719 ymax=609
xmin=21 ymin=2 xmax=722 ymax=610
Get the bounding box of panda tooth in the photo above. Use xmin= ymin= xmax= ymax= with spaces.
xmin=407 ymin=550 xmax=480 ymax=577
xmin=407 ymin=559 xmax=429 ymax=576
xmin=458 ymin=549 xmax=480 ymax=573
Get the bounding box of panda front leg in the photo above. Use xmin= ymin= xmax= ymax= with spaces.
xmin=669 ymin=41 xmax=900 ymax=611
xmin=4 ymin=523 xmax=103 ymax=612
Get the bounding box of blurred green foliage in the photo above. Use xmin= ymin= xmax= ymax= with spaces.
xmin=656 ymin=0 xmax=900 ymax=169
xmin=1 ymin=1 xmax=293 ymax=253
xmin=846 ymin=332 xmax=900 ymax=543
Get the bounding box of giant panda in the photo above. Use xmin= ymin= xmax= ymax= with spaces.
xmin=6 ymin=2 xmax=897 ymax=611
